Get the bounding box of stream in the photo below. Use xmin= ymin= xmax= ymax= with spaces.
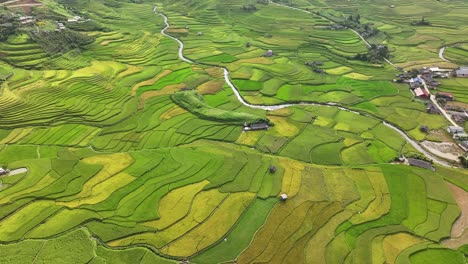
xmin=154 ymin=6 xmax=454 ymax=168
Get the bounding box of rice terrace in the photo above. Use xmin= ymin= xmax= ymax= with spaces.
xmin=1 ymin=0 xmax=468 ymax=263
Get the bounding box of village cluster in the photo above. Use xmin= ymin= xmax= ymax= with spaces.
xmin=396 ymin=66 xmax=468 ymax=152
xmin=18 ymin=14 xmax=86 ymax=31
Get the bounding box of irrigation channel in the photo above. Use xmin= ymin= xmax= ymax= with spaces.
xmin=154 ymin=7 xmax=454 ymax=168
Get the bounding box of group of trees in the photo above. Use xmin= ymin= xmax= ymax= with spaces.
xmin=337 ymin=13 xmax=380 ymax=38
xmin=411 ymin=16 xmax=431 ymax=26
xmin=241 ymin=4 xmax=257 ymax=11
xmin=354 ymin=44 xmax=389 ymax=63
xmin=0 ymin=10 xmax=18 ymax=41
xmin=29 ymin=29 xmax=95 ymax=56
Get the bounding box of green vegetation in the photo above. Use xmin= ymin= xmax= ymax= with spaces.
xmin=172 ymin=90 xmax=268 ymax=124
xmin=0 ymin=0 xmax=466 ymax=263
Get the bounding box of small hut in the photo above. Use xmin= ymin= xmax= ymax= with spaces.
xmin=0 ymin=167 xmax=9 ymax=176
xmin=263 ymin=50 xmax=273 ymax=57
xmin=197 ymin=32 xmax=203 ymax=36
xmin=280 ymin=194 xmax=288 ymax=201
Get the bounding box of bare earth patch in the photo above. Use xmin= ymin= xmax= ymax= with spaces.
xmin=421 ymin=141 xmax=463 ymax=162
xmin=443 ymin=183 xmax=468 ymax=249
xmin=447 ymin=101 xmax=468 ymax=110
xmin=196 ymin=80 xmax=224 ymax=95
xmin=426 ymin=129 xmax=453 ymax=142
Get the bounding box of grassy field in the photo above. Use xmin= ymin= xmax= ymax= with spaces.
xmin=0 ymin=0 xmax=466 ymax=263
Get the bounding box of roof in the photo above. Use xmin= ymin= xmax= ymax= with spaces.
xmin=456 ymin=69 xmax=468 ymax=75
xmin=448 ymin=126 xmax=464 ymax=133
xmin=280 ymin=194 xmax=288 ymax=200
xmin=408 ymin=158 xmax=434 ymax=170
xmin=436 ymin=92 xmax=453 ymax=97
xmin=414 ymin=88 xmax=426 ymax=97
xmin=249 ymin=123 xmax=269 ymax=130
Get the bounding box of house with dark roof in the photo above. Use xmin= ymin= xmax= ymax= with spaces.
xmin=447 ymin=126 xmax=464 ymax=134
xmin=436 ymin=92 xmax=454 ymax=101
xmin=426 ymin=103 xmax=441 ymax=114
xmin=243 ymin=122 xmax=269 ymax=131
xmin=414 ymin=87 xmax=429 ymax=98
xmin=452 ymin=112 xmax=468 ymax=124
xmin=456 ymin=67 xmax=468 ymax=78
xmin=0 ymin=168 xmax=9 ymax=176
xmin=459 ymin=141 xmax=468 ymax=152
xmin=421 ymin=74 xmax=440 ymax=87
xmin=408 ymin=158 xmax=435 ymax=171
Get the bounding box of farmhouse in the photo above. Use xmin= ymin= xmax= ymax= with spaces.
xmin=455 ymin=67 xmax=468 ymax=77
xmin=421 ymin=74 xmax=440 ymax=87
xmin=407 ymin=158 xmax=435 ymax=171
xmin=0 ymin=167 xmax=9 ymax=176
xmin=67 ymin=16 xmax=82 ymax=22
xmin=447 ymin=126 xmax=464 ymax=134
xmin=263 ymin=50 xmax=273 ymax=57
xmin=426 ymin=103 xmax=441 ymax=114
xmin=413 ymin=87 xmax=429 ymax=98
xmin=409 ymin=78 xmax=422 ymax=89
xmin=57 ymin=22 xmax=66 ymax=30
xmin=280 ymin=193 xmax=288 ymax=200
xmin=435 ymin=92 xmax=454 ymax=101
xmin=243 ymin=122 xmax=269 ymax=131
xmin=454 ymin=133 xmax=468 ymax=140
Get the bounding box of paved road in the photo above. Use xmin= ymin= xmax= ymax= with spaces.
xmin=439 ymin=47 xmax=451 ymax=63
xmin=418 ymin=75 xmax=458 ymax=126
xmin=154 ymin=7 xmax=454 ymax=168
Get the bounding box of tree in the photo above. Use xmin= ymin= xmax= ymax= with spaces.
xmin=459 ymin=156 xmax=468 ymax=168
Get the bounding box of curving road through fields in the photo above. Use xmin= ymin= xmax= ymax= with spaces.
xmin=154 ymin=6 xmax=454 ymax=167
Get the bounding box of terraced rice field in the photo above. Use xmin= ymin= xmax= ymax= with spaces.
xmin=0 ymin=0 xmax=466 ymax=263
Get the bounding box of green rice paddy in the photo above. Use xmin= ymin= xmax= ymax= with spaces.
xmin=0 ymin=0 xmax=466 ymax=263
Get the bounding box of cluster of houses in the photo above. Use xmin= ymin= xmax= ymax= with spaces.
xmin=17 ymin=14 xmax=84 ymax=31
xmin=56 ymin=22 xmax=66 ymax=31
xmin=18 ymin=15 xmax=35 ymax=25
xmin=397 ymin=66 xmax=468 ymax=127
